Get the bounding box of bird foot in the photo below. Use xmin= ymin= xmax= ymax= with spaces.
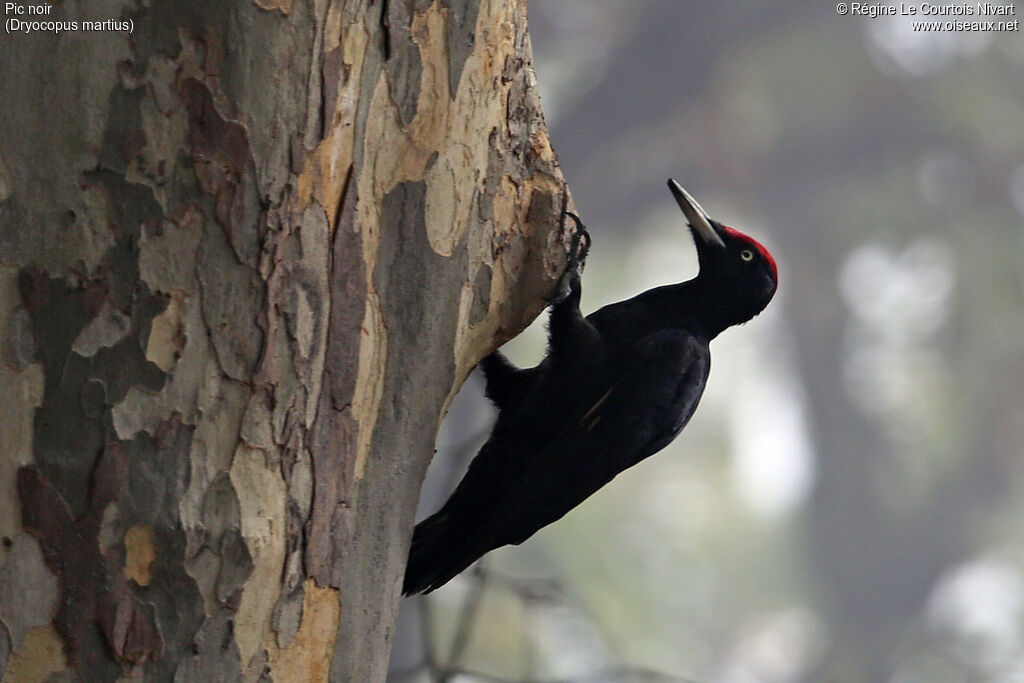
xmin=551 ymin=212 xmax=591 ymax=305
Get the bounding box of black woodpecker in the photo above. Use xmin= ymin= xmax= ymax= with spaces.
xmin=403 ymin=179 xmax=779 ymax=595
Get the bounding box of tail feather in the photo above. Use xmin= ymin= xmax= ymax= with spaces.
xmin=403 ymin=511 xmax=487 ymax=595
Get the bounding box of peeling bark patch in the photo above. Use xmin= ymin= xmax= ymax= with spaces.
xmin=197 ymin=213 xmax=266 ymax=382
xmin=146 ymin=295 xmax=186 ymax=372
xmin=241 ymin=391 xmax=276 ymax=451
xmin=271 ymin=581 xmax=304 ymax=649
xmin=376 ymin=181 xmax=465 ymax=383
xmin=18 ymin=457 xmax=126 ymax=681
xmin=282 ymin=265 xmax=325 ymax=368
xmin=351 ymin=292 xmax=386 ymax=480
xmin=123 ymin=524 xmax=158 ymax=586
xmin=327 ymin=185 xmax=366 ymax=397
xmin=388 ymin=43 xmax=424 ymax=127
xmin=196 ymin=474 xmax=255 ymax=607
xmin=97 ymin=86 xmax=147 ymax=175
xmin=173 ymin=610 xmax=243 ymax=682
xmin=441 ymin=0 xmax=480 ymax=97
xmin=3 ymin=305 xmax=35 ymax=370
xmin=18 ymin=412 xmax=202 ymax=678
xmin=72 ymin=302 xmax=132 ymax=357
xmin=268 ymin=580 xmax=339 ymax=681
xmin=19 ymin=168 xmax=171 ymax=517
xmin=1 ymin=624 xmax=66 ymax=681
xmin=307 ymin=178 xmax=364 ymax=587
xmin=374 ymin=178 xmax=465 ymax=459
xmin=383 ymin=0 xmax=424 ymax=126
xmin=102 ymin=428 xmax=198 ymax=678
xmin=99 ymin=578 xmax=164 ymax=665
xmin=469 ymin=262 xmax=491 ymax=325
xmin=113 ymin=419 xmax=203 ymax=676
xmin=374 ymin=174 xmax=464 ymax=451
xmin=306 ymin=404 xmax=358 ymax=588
xmin=178 ymin=78 xmax=266 ymax=382
xmin=320 ymin=47 xmax=348 ymax=136
xmin=18 ymin=266 xmax=165 ymax=518
xmin=181 ymin=77 xmax=264 ymax=270
xmin=0 ymin=534 xmax=59 ymax=652
xmin=230 ymin=444 xmax=287 ymax=670
xmin=423 ymin=160 xmax=465 ymax=256
xmin=0 ymin=391 xmax=42 ymax=551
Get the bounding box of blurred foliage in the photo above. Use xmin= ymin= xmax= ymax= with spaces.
xmin=389 ymin=2 xmax=1024 ymax=681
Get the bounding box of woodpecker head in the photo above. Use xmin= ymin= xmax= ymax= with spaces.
xmin=667 ymin=179 xmax=778 ymax=324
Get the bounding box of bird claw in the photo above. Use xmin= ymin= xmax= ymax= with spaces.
xmin=551 ymin=212 xmax=591 ymax=305
xmin=563 ymin=212 xmax=591 ymax=265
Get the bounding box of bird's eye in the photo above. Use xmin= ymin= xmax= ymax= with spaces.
xmin=740 ymin=249 xmax=755 ymax=262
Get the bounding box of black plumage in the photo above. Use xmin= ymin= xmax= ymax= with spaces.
xmin=403 ymin=179 xmax=778 ymax=595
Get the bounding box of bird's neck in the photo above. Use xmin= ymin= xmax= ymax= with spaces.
xmin=647 ymin=278 xmax=751 ymax=340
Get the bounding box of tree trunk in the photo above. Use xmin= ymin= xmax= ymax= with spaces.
xmin=0 ymin=0 xmax=570 ymax=680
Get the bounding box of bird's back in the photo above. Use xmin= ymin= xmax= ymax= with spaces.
xmin=407 ymin=329 xmax=710 ymax=585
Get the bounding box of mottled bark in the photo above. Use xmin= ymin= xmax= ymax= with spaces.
xmin=0 ymin=0 xmax=571 ymax=680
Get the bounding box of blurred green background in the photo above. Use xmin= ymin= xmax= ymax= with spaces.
xmin=390 ymin=2 xmax=1024 ymax=681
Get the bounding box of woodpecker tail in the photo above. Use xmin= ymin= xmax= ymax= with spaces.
xmin=403 ymin=511 xmax=487 ymax=596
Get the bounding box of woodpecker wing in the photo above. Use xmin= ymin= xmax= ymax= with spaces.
xmin=492 ymin=329 xmax=711 ymax=545
xmin=580 ymin=329 xmax=711 ymax=472
xmin=403 ymin=329 xmax=710 ymax=594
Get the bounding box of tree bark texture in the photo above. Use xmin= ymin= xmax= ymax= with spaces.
xmin=0 ymin=0 xmax=571 ymax=679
